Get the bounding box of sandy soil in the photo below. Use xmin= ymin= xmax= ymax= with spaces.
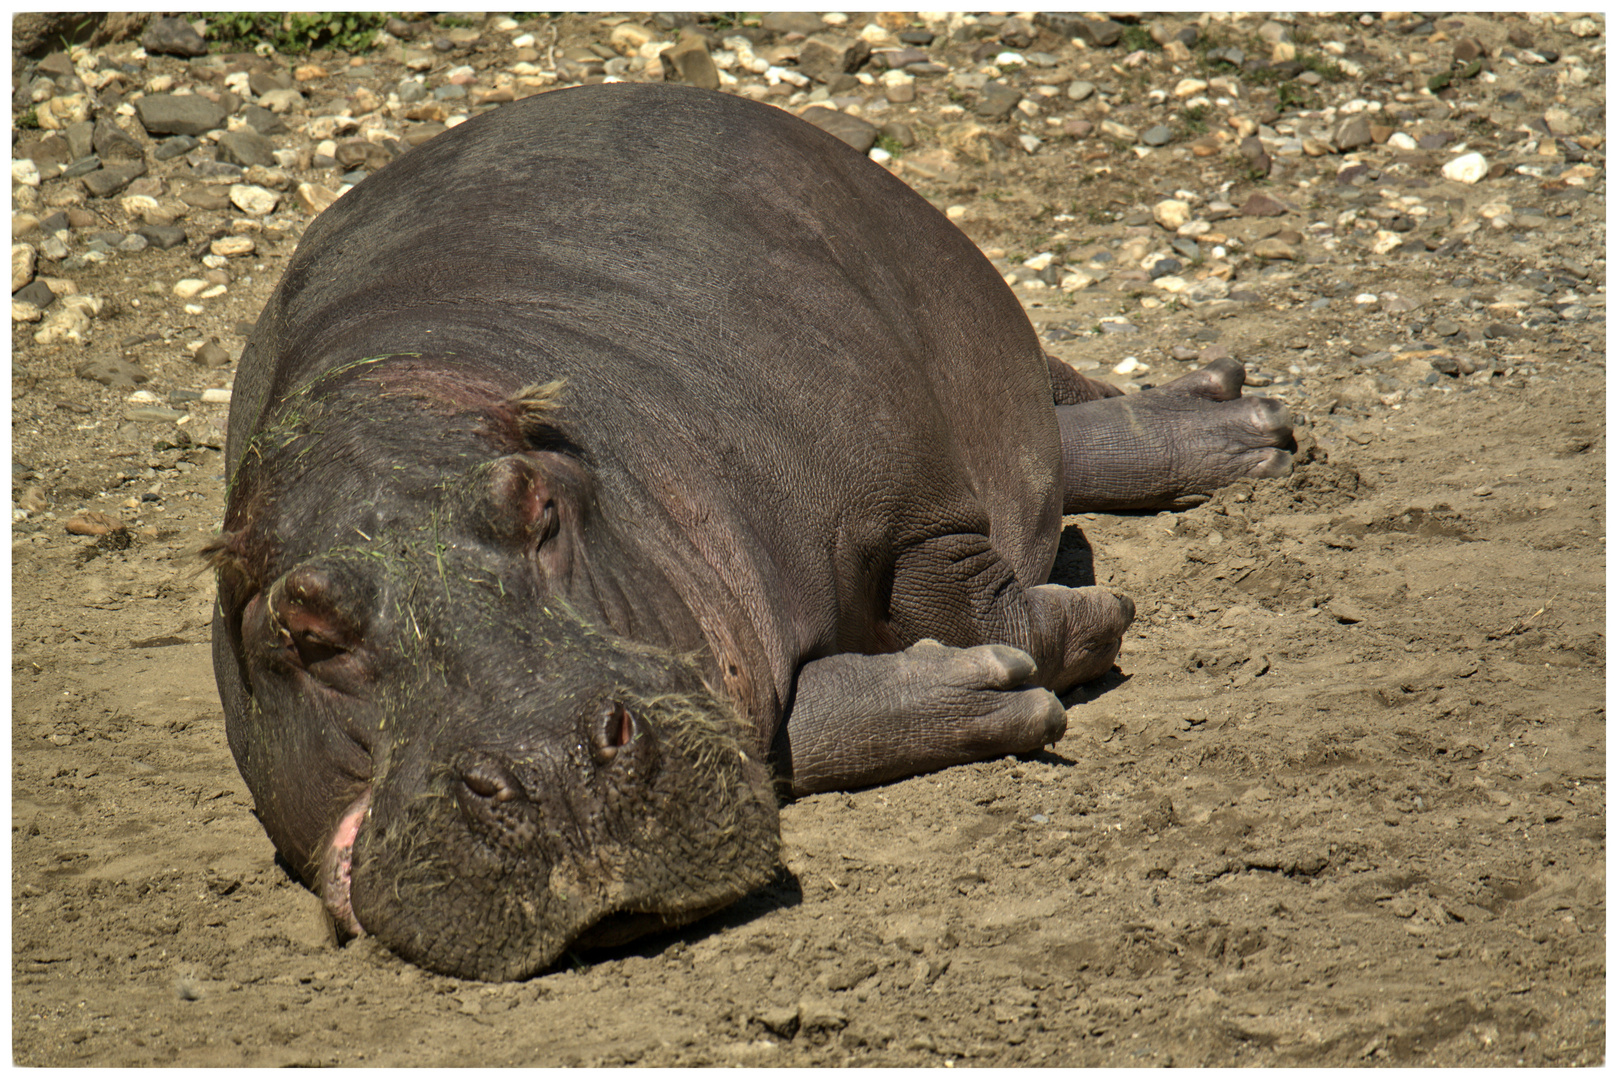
xmin=11 ymin=11 xmax=1605 ymax=1066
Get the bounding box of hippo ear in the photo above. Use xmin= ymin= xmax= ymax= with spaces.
xmin=483 ymin=455 xmax=560 ymax=545
xmin=198 ymin=529 xmax=253 ymax=583
xmin=507 ymin=379 xmax=567 ymax=443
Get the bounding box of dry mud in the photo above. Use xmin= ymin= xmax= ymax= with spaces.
xmin=11 ymin=11 xmax=1605 ymax=1066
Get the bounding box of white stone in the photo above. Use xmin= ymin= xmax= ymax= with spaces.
xmin=229 ymin=184 xmax=280 ymax=216
xmin=211 ymin=236 xmax=256 ymax=257
xmin=1153 ymin=198 xmax=1192 ymax=231
xmin=945 ymin=205 xmax=967 ymax=220
xmin=126 ymin=389 xmax=161 ymax=404
xmin=200 ymin=284 xmax=228 ymax=299
xmin=1386 ymin=131 xmax=1418 ymax=150
xmin=173 ymin=278 xmax=209 ymax=299
xmin=1173 ymin=78 xmax=1207 ymax=98
xmin=1153 ymin=275 xmax=1189 ymax=293
xmin=201 ymin=388 xmax=232 ymax=404
xmin=511 ymin=32 xmax=535 ymax=48
xmin=12 ymin=159 xmax=41 ymax=187
xmin=1353 ymin=292 xmax=1379 ymax=305
xmin=868 ymin=147 xmax=892 ymax=165
xmin=1060 ymin=271 xmax=1096 ymax=291
xmin=1018 ymin=134 xmax=1042 ymax=154
xmin=821 ymin=12 xmax=848 ymax=27
xmin=995 ymin=51 xmax=1027 ymax=66
xmin=1022 ymin=252 xmax=1055 ymax=271
xmin=1441 ymin=152 xmax=1489 ymax=184
xmin=1370 ymin=230 xmax=1403 ymax=254
xmin=1113 ymin=356 xmax=1147 ymax=375
xmin=12 ymin=300 xmax=42 ymax=323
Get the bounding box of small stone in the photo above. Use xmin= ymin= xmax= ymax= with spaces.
xmin=173 ymin=278 xmax=209 ymax=299
xmin=796 ymin=33 xmax=869 ymax=85
xmin=799 ymin=107 xmax=879 ymax=154
xmin=257 ymin=88 xmax=306 ymax=115
xmin=142 ymin=15 xmax=209 ymax=57
xmin=1141 ymin=125 xmax=1174 ymax=147
xmin=1251 ymin=237 xmax=1296 ymax=260
xmin=1100 ymin=119 xmax=1138 ymax=142
xmin=1240 ymin=193 xmax=1289 ymax=217
xmin=1173 ymin=78 xmax=1207 ymax=98
xmin=66 ymin=510 xmax=127 ymax=536
xmin=1333 ymin=114 xmax=1373 ymax=151
xmin=200 ymin=387 xmax=233 ymax=403
xmin=125 ymin=405 xmax=187 ymax=423
xmin=660 ymin=35 xmax=721 ymax=91
xmin=295 ymin=182 xmax=341 ymax=216
xmin=229 ymin=184 xmax=280 ymax=216
xmin=136 ymin=224 xmax=187 ymax=250
xmin=76 ymin=355 xmax=149 ymax=388
xmin=13 ymin=278 xmax=55 ymax=310
xmin=1154 ymin=199 xmax=1192 ymax=231
xmin=82 ymin=162 xmax=148 ymax=199
xmin=195 ymin=340 xmax=233 ymax=369
xmin=210 ymin=236 xmax=256 ymax=258
xmin=1327 ymin=598 xmax=1368 ymax=625
xmin=13 ymin=243 xmax=38 ymax=293
xmin=974 ymin=81 xmax=1022 ymax=121
xmin=1067 ymin=80 xmax=1096 ymax=102
xmin=215 ymin=130 xmax=279 ymax=170
xmin=1441 ymin=152 xmax=1489 ymax=184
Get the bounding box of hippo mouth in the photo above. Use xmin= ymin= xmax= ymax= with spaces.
xmin=317 ymin=790 xmax=372 ymax=939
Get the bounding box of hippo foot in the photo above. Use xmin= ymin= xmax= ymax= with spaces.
xmin=778 ymin=641 xmax=1067 ymax=796
xmin=1057 ymin=358 xmax=1295 ymax=512
xmin=1025 ymin=583 xmax=1135 ymax=690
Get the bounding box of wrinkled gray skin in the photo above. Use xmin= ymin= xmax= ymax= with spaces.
xmin=210 ymin=84 xmax=1293 ymax=982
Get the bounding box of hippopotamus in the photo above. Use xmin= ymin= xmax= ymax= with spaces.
xmin=207 ymin=83 xmax=1293 ymax=981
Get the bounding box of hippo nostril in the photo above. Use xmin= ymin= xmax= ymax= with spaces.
xmin=459 ymin=759 xmax=524 ymax=804
xmin=592 ymin=702 xmax=637 ymax=764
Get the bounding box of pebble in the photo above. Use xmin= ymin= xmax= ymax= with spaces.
xmin=1153 ymin=199 xmax=1192 ymax=231
xmin=1441 ymin=152 xmax=1490 ymax=184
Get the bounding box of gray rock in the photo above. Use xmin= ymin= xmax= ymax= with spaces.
xmin=62 ymin=155 xmax=101 ymax=180
xmin=433 ymin=84 xmax=467 ymax=100
xmin=974 ymin=81 xmax=1022 ymax=121
xmin=1142 ymin=124 xmax=1174 ymax=146
xmin=796 ymin=33 xmax=869 ymax=85
xmin=800 ymin=107 xmax=879 ymax=154
xmin=241 ymin=105 xmax=287 ymax=136
xmin=194 ymin=339 xmax=232 ymax=368
xmin=13 ymin=279 xmax=56 ymax=309
xmin=135 ymin=94 xmax=227 ymax=138
xmin=153 ymin=135 xmax=199 ymax=161
xmin=878 ymin=121 xmax=915 ymax=148
xmin=92 ymin=119 xmax=144 ymax=164
xmin=1067 ymin=79 xmax=1096 ymax=102
xmin=82 ymin=161 xmax=147 ymax=199
xmin=1333 ymin=114 xmax=1373 ymax=151
xmin=397 ymin=78 xmax=428 ymax=103
xmin=760 ymin=11 xmax=825 ymax=36
xmin=1240 ymin=192 xmax=1289 ymax=217
xmin=335 ymin=139 xmax=392 ymax=170
xmin=141 ymin=15 xmax=209 ymax=57
xmin=215 ymin=129 xmax=278 ymax=169
xmin=248 ymin=70 xmax=294 ymax=96
xmin=1037 ymin=13 xmax=1122 ymax=48
xmin=76 ymin=355 xmax=150 ymax=388
xmin=66 ymin=120 xmax=97 ymax=162
xmin=136 ymin=224 xmax=187 ymax=250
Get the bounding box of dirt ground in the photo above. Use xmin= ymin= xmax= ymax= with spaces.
xmin=11 ymin=11 xmax=1606 ymax=1066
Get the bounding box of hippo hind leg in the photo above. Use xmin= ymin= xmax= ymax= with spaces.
xmin=1057 ymin=358 xmax=1296 ymax=512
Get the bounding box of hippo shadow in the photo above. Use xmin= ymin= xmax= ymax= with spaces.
xmin=563 ymin=864 xmax=804 ymax=971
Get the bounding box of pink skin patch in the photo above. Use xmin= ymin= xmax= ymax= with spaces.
xmin=318 ymin=790 xmax=371 ymax=938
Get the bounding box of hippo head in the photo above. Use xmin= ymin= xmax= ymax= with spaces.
xmin=208 ymin=357 xmax=780 ymax=981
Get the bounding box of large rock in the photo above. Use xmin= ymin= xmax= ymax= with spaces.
xmin=141 ymin=15 xmax=208 ymax=57
xmin=134 ymin=94 xmax=227 ymax=138
xmin=92 ymin=118 xmax=144 ymax=164
xmin=660 ymin=35 xmax=720 ymax=90
xmin=215 ymin=129 xmax=278 ymax=169
xmin=974 ymin=81 xmax=1023 ymax=121
xmin=81 ymin=161 xmax=148 ymax=199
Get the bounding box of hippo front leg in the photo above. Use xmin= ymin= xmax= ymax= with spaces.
xmin=1057 ymin=358 xmax=1296 ymax=512
xmin=775 ymin=641 xmax=1066 ymax=795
